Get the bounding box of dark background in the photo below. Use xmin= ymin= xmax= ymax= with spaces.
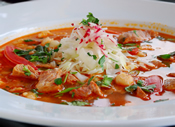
xmin=0 ymin=0 xmax=175 ymax=127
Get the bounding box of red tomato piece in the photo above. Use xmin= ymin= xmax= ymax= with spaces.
xmin=144 ymin=75 xmax=163 ymax=93
xmin=127 ymin=48 xmax=139 ymax=55
xmin=4 ymin=46 xmax=38 ymax=70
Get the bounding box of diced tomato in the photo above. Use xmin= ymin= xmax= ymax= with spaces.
xmin=144 ymin=75 xmax=163 ymax=93
xmin=4 ymin=46 xmax=38 ymax=70
xmin=127 ymin=48 xmax=139 ymax=55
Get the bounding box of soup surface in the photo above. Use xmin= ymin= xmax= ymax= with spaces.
xmin=0 ymin=13 xmax=175 ymax=106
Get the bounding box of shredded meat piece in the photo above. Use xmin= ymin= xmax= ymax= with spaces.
xmin=12 ymin=64 xmax=39 ymax=79
xmin=164 ymin=79 xmax=175 ymax=91
xmin=36 ymin=68 xmax=62 ymax=93
xmin=34 ymin=61 xmax=56 ymax=69
xmin=70 ymin=81 xmax=103 ymax=98
xmin=136 ymin=87 xmax=149 ymax=100
xmin=167 ymin=73 xmax=175 ymax=77
xmin=151 ymin=60 xmax=167 ymax=68
xmin=64 ymin=73 xmax=78 ymax=85
xmin=118 ymin=30 xmax=159 ymax=44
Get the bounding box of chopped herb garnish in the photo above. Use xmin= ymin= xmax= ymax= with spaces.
xmin=143 ymin=40 xmax=152 ymax=43
xmin=88 ymin=76 xmax=94 ymax=85
xmin=125 ymin=80 xmax=156 ymax=93
xmin=31 ymin=89 xmax=43 ymax=97
xmin=77 ymin=81 xmax=84 ymax=85
xmin=124 ymin=43 xmax=136 ymax=46
xmin=101 ymin=75 xmax=113 ymax=87
xmin=61 ymin=57 xmax=65 ymax=61
xmin=158 ymin=54 xmax=171 ymax=59
xmin=98 ymin=55 xmax=105 ymax=71
xmin=23 ymin=65 xmax=31 ymax=76
xmin=61 ymin=100 xmax=90 ymax=106
xmin=166 ymin=38 xmax=175 ymax=42
xmin=101 ymin=39 xmax=104 ymax=45
xmin=115 ymin=64 xmax=119 ymax=69
xmin=117 ymin=43 xmax=122 ymax=49
xmin=12 ymin=92 xmax=20 ymax=95
xmin=45 ymin=43 xmax=50 ymax=48
xmin=87 ymin=52 xmax=97 ymax=60
xmin=96 ymin=81 xmax=102 ymax=86
xmin=55 ymin=85 xmax=83 ymax=97
xmin=14 ymin=49 xmax=34 ymax=56
xmin=54 ymin=44 xmax=62 ymax=52
xmin=81 ymin=12 xmax=99 ymax=26
xmin=110 ymin=58 xmax=118 ymax=62
xmin=154 ymin=98 xmax=169 ymax=103
xmin=63 ymin=74 xmax=68 ymax=84
xmin=75 ymin=38 xmax=79 ymax=41
xmin=111 ymin=103 xmax=115 ymax=106
xmin=156 ymin=36 xmax=165 ymax=40
xmin=24 ymin=39 xmax=34 ymax=42
xmin=72 ymin=92 xmax=75 ymax=98
xmin=133 ymin=30 xmax=139 ymax=37
xmin=70 ymin=72 xmax=77 ymax=74
xmin=54 ymin=78 xmax=62 ymax=85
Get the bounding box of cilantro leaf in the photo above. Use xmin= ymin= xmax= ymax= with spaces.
xmin=154 ymin=98 xmax=169 ymax=103
xmin=88 ymin=76 xmax=94 ymax=85
xmin=98 ymin=55 xmax=105 ymax=71
xmin=117 ymin=44 xmax=122 ymax=49
xmin=54 ymin=78 xmax=62 ymax=85
xmin=70 ymin=72 xmax=77 ymax=74
xmin=61 ymin=101 xmax=90 ymax=106
xmin=133 ymin=30 xmax=139 ymax=37
xmin=31 ymin=89 xmax=43 ymax=97
xmin=87 ymin=52 xmax=97 ymax=60
xmin=158 ymin=54 xmax=171 ymax=59
xmin=115 ymin=64 xmax=119 ymax=69
xmin=101 ymin=75 xmax=113 ymax=87
xmin=81 ymin=12 xmax=99 ymax=26
xmin=24 ymin=39 xmax=34 ymax=42
xmin=23 ymin=65 xmax=31 ymax=76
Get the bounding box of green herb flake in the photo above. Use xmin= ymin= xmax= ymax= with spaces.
xmin=23 ymin=65 xmax=31 ymax=76
xmin=158 ymin=54 xmax=171 ymax=59
xmin=24 ymin=39 xmax=34 ymax=42
xmin=70 ymin=72 xmax=78 ymax=74
xmin=31 ymin=89 xmax=43 ymax=97
xmin=115 ymin=64 xmax=119 ymax=69
xmin=109 ymin=58 xmax=118 ymax=62
xmin=55 ymin=85 xmax=83 ymax=96
xmin=54 ymin=44 xmax=62 ymax=52
xmin=154 ymin=98 xmax=169 ymax=103
xmin=117 ymin=44 xmax=122 ymax=49
xmin=72 ymin=92 xmax=75 ymax=98
xmin=81 ymin=12 xmax=99 ymax=26
xmin=45 ymin=43 xmax=50 ymax=48
xmin=102 ymin=75 xmax=113 ymax=87
xmin=124 ymin=43 xmax=136 ymax=46
xmin=166 ymin=38 xmax=175 ymax=42
xmin=88 ymin=76 xmax=94 ymax=85
xmin=133 ymin=30 xmax=139 ymax=37
xmin=54 ymin=78 xmax=62 ymax=85
xmin=87 ymin=52 xmax=97 ymax=60
xmin=98 ymin=55 xmax=105 ymax=71
xmin=156 ymin=36 xmax=165 ymax=40
xmin=63 ymin=74 xmax=68 ymax=84
xmin=61 ymin=57 xmax=65 ymax=61
xmin=143 ymin=40 xmax=152 ymax=43
xmin=12 ymin=92 xmax=20 ymax=95
xmin=60 ymin=101 xmax=90 ymax=106
xmin=101 ymin=39 xmax=104 ymax=45
xmin=76 ymin=38 xmax=79 ymax=41
xmin=125 ymin=84 xmax=138 ymax=92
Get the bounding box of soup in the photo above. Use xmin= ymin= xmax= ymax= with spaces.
xmin=0 ymin=13 xmax=175 ymax=106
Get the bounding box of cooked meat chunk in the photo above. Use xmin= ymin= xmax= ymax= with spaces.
xmin=36 ymin=68 xmax=62 ymax=93
xmin=118 ymin=30 xmax=158 ymax=44
xmin=64 ymin=73 xmax=78 ymax=85
xmin=151 ymin=60 xmax=167 ymax=68
xmin=70 ymin=81 xmax=103 ymax=98
xmin=167 ymin=73 xmax=175 ymax=77
xmin=12 ymin=64 xmax=39 ymax=79
xmin=164 ymin=79 xmax=175 ymax=91
xmin=136 ymin=87 xmax=149 ymax=100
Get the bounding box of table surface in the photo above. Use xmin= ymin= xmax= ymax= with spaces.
xmin=0 ymin=0 xmax=175 ymax=127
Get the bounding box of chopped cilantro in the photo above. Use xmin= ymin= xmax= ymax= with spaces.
xmin=133 ymin=30 xmax=139 ymax=37
xmin=72 ymin=92 xmax=75 ymax=98
xmin=101 ymin=39 xmax=104 ymax=45
xmin=88 ymin=76 xmax=94 ymax=85
xmin=24 ymin=39 xmax=34 ymax=42
xmin=115 ymin=64 xmax=119 ymax=69
xmin=101 ymin=75 xmax=113 ymax=87
xmin=61 ymin=101 xmax=90 ymax=106
xmin=54 ymin=44 xmax=62 ymax=52
xmin=23 ymin=65 xmax=31 ymax=76
xmin=143 ymin=40 xmax=152 ymax=43
xmin=61 ymin=57 xmax=65 ymax=61
xmin=31 ymin=89 xmax=43 ymax=97
xmin=70 ymin=72 xmax=77 ymax=74
xmin=154 ymin=98 xmax=169 ymax=103
xmin=124 ymin=43 xmax=136 ymax=46
xmin=81 ymin=12 xmax=99 ymax=26
xmin=98 ymin=55 xmax=105 ymax=71
xmin=117 ymin=43 xmax=122 ymax=49
xmin=158 ymin=54 xmax=171 ymax=59
xmin=87 ymin=52 xmax=97 ymax=60
xmin=109 ymin=58 xmax=118 ymax=62
xmin=156 ymin=36 xmax=165 ymax=40
xmin=63 ymin=74 xmax=68 ymax=84
xmin=54 ymin=78 xmax=62 ymax=85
